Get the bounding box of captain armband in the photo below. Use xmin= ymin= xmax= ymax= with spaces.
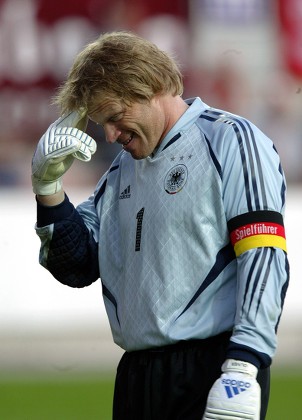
xmin=228 ymin=210 xmax=287 ymax=257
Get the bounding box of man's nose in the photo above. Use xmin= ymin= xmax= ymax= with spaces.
xmin=103 ymin=123 xmax=121 ymax=144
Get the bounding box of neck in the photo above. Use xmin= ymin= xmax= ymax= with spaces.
xmin=161 ymin=94 xmax=189 ymax=139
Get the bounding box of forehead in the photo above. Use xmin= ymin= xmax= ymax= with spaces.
xmin=88 ymin=93 xmax=153 ymax=123
xmin=89 ymin=96 xmax=124 ymax=116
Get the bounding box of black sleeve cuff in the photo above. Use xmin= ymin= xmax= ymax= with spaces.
xmin=226 ymin=341 xmax=272 ymax=369
xmin=36 ymin=194 xmax=75 ymax=227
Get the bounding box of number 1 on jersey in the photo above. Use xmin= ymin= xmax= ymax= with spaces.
xmin=135 ymin=207 xmax=145 ymax=251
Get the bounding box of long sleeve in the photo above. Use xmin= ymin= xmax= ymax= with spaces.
xmin=215 ymin=111 xmax=290 ymax=367
xmin=35 ymin=194 xmax=100 ymax=288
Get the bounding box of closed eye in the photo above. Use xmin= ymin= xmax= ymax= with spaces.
xmin=109 ymin=113 xmax=124 ymax=123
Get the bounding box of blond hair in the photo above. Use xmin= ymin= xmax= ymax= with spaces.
xmin=53 ymin=31 xmax=184 ymax=114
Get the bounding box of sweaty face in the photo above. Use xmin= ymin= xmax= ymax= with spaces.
xmin=88 ymin=96 xmax=169 ymax=159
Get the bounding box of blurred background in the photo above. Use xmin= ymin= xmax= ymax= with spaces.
xmin=1 ymin=0 xmax=302 ymax=418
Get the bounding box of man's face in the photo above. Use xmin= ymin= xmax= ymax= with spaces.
xmin=88 ymin=96 xmax=169 ymax=159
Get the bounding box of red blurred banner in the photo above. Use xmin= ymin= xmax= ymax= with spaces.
xmin=277 ymin=0 xmax=302 ymax=78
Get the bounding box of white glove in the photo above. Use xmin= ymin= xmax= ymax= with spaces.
xmin=203 ymin=359 xmax=261 ymax=420
xmin=31 ymin=111 xmax=97 ymax=195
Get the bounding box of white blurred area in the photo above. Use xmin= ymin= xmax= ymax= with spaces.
xmin=0 ymin=188 xmax=124 ymax=374
xmin=1 ymin=0 xmax=302 ymax=373
xmin=0 ymin=187 xmax=301 ymax=373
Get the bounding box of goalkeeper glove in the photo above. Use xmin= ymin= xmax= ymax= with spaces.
xmin=31 ymin=111 xmax=97 ymax=195
xmin=203 ymin=359 xmax=261 ymax=420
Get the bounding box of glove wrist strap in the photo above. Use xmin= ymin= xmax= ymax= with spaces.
xmin=32 ymin=176 xmax=63 ymax=196
xmin=222 ymin=359 xmax=258 ymax=378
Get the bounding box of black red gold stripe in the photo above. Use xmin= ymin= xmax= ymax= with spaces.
xmin=228 ymin=211 xmax=287 ymax=257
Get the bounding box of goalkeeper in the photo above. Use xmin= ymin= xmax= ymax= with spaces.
xmin=32 ymin=31 xmax=289 ymax=420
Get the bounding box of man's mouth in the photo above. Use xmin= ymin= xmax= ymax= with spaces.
xmin=121 ymin=133 xmax=134 ymax=148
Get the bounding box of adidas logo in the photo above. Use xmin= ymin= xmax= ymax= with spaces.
xmin=119 ymin=185 xmax=131 ymax=199
xmin=222 ymin=378 xmax=251 ymax=398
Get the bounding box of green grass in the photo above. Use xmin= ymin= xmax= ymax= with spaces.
xmin=268 ymin=370 xmax=302 ymax=420
xmin=0 ymin=370 xmax=301 ymax=419
xmin=0 ymin=373 xmax=115 ymax=420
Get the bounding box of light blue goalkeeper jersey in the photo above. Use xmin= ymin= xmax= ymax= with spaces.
xmin=74 ymin=97 xmax=289 ymax=360
xmin=36 ymin=97 xmax=289 ymax=367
